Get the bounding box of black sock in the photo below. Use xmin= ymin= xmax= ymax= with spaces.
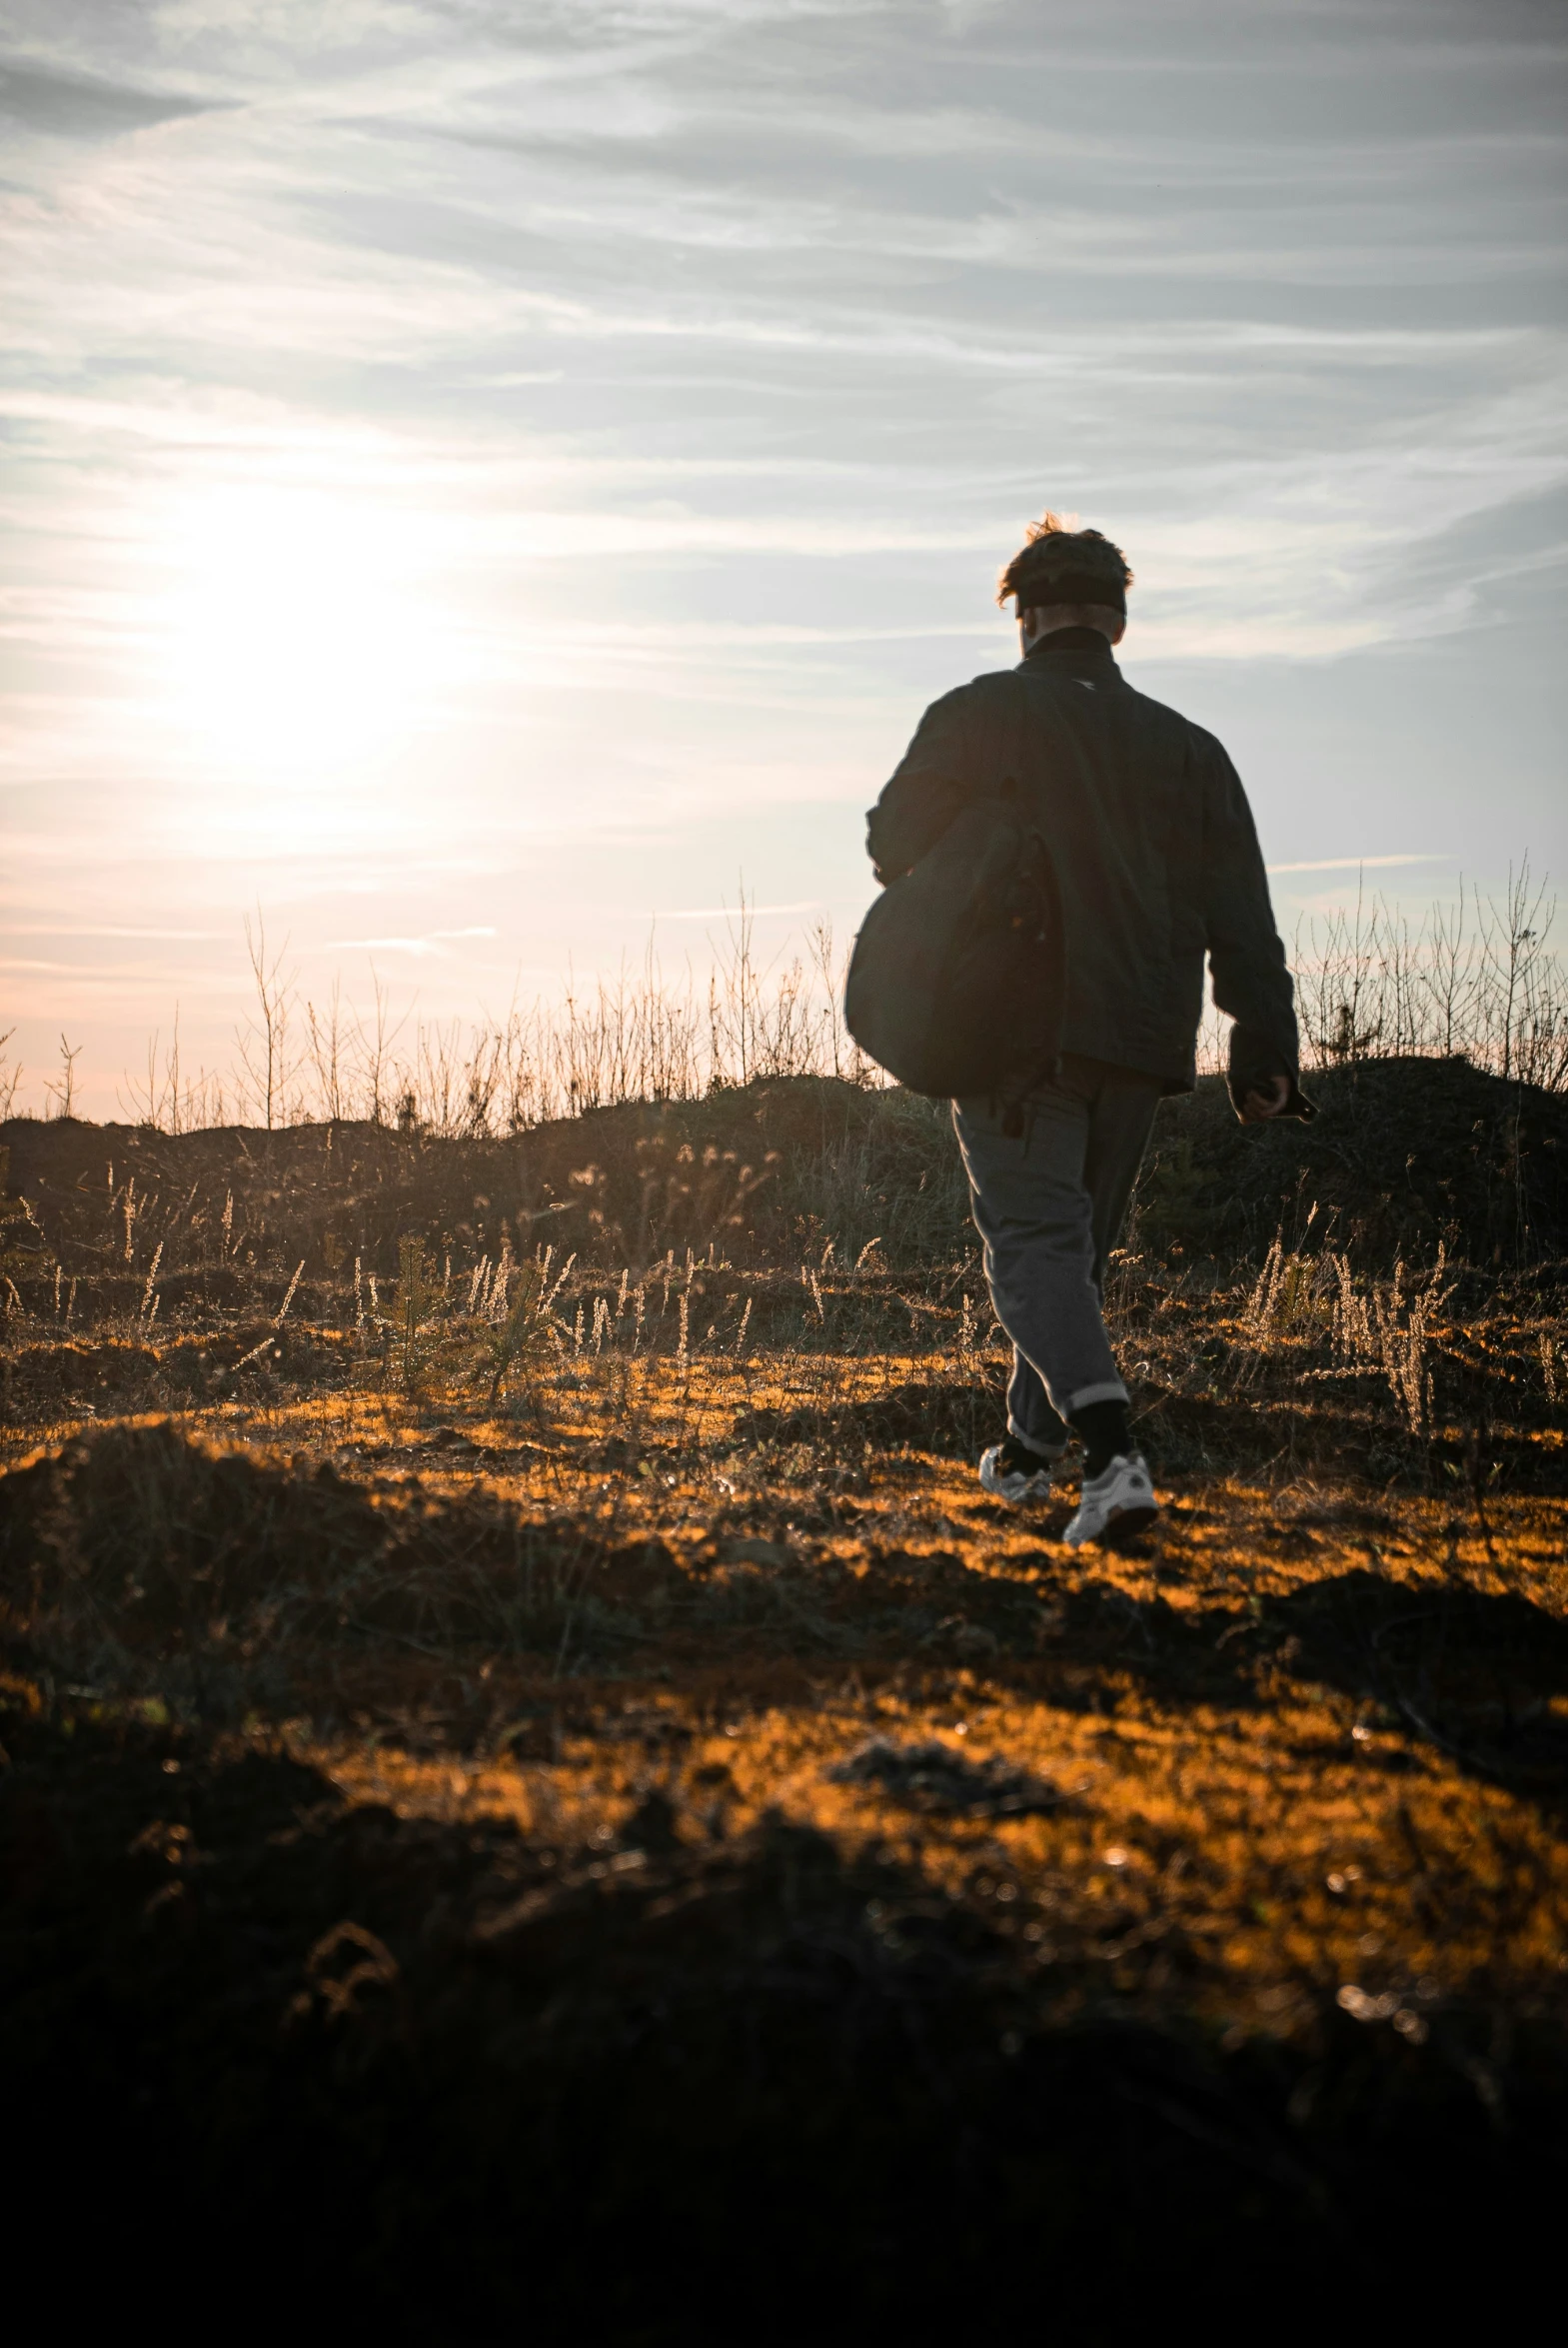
xmin=1069 ymin=1399 xmax=1131 ymax=1479
xmin=998 ymin=1433 xmax=1054 ymax=1471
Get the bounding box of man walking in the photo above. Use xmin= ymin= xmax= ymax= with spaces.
xmin=864 ymin=514 xmax=1309 ymax=1547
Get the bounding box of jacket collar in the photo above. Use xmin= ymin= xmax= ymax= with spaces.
xmin=1019 ymin=629 xmax=1121 ymax=683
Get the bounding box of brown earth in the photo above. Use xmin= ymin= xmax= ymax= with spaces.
xmin=1 ymin=1069 xmax=1565 ymax=2328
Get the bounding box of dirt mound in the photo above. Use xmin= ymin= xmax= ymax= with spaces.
xmin=7 ymin=1060 xmax=1565 ymax=1294
xmin=1 ymin=1076 xmax=966 ymax=1291
xmin=0 ymin=1421 xmax=646 ymax=1701
xmin=1138 ymin=1055 xmax=1568 ymax=1265
xmin=0 ymin=1321 xmax=358 ymax=1413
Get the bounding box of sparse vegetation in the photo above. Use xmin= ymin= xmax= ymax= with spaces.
xmin=1 ymin=1050 xmax=1564 ymax=2319
xmin=2 ymin=872 xmax=1563 ymax=1137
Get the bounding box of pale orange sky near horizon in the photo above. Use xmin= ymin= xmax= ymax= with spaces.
xmin=2 ymin=0 xmax=1565 ymax=1118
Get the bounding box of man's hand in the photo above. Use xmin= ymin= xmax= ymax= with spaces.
xmin=1239 ymin=1074 xmax=1292 ymax=1125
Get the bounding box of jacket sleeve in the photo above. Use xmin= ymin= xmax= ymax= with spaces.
xmin=864 ymin=687 xmax=975 ymax=885
xmin=1196 ymin=731 xmax=1314 ymax=1119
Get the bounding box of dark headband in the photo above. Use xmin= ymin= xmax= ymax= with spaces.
xmin=1012 ymin=571 xmax=1126 ymax=614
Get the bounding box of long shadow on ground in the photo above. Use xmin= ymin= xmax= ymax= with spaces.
xmin=732 ymin=1375 xmax=1564 ymax=1487
xmin=1019 ymin=1569 xmax=1568 ymax=1801
xmin=6 ymin=1426 xmax=1567 ymax=1804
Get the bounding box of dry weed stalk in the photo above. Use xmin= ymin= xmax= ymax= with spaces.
xmin=1539 ymin=1333 xmax=1563 ymax=1406
xmin=0 ymin=1030 xmax=22 ymax=1121
xmin=1232 ymin=1220 xmax=1457 ymax=1438
xmin=1293 ymin=860 xmax=1567 ymax=1090
xmin=389 ymin=1236 xmax=439 ymax=1393
xmin=43 ymin=1034 xmax=83 ymax=1121
xmin=1243 ymin=1226 xmax=1329 ymax=1343
xmin=1330 ymin=1245 xmax=1454 ymax=1436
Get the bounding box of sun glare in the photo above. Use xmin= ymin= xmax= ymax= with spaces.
xmin=156 ymin=484 xmax=431 ymax=779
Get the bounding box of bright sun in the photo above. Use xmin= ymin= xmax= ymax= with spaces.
xmin=156 ymin=483 xmax=431 ymax=779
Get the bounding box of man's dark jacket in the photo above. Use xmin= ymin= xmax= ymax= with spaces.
xmin=864 ymin=630 xmax=1307 ymax=1110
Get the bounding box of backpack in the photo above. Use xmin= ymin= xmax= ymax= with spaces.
xmin=843 ymin=780 xmax=1067 ymax=1104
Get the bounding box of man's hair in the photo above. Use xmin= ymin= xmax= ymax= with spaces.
xmin=996 ymin=513 xmax=1133 ymax=615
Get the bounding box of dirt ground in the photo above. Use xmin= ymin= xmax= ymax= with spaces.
xmin=2 ymin=1081 xmax=1566 ymax=2327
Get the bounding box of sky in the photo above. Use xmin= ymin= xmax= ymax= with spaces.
xmin=2 ymin=0 xmax=1565 ymax=1118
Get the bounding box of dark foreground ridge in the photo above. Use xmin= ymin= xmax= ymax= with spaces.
xmin=5 ymin=1687 xmax=1565 ymax=2329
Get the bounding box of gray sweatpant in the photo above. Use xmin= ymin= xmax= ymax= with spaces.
xmin=953 ymin=1056 xmax=1162 ymax=1457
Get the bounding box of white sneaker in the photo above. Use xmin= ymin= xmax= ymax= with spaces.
xmin=978 ymin=1439 xmax=1055 ymax=1505
xmin=1062 ymin=1452 xmax=1159 ymax=1548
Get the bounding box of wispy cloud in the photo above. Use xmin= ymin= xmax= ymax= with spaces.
xmin=1266 ymin=855 xmax=1453 ymax=876
xmin=0 ymin=61 xmax=219 ymax=138
xmin=0 ymin=923 xmax=230 ymax=940
xmin=325 ymin=927 xmax=499 ymax=957
xmin=652 ymin=899 xmax=822 ymax=920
